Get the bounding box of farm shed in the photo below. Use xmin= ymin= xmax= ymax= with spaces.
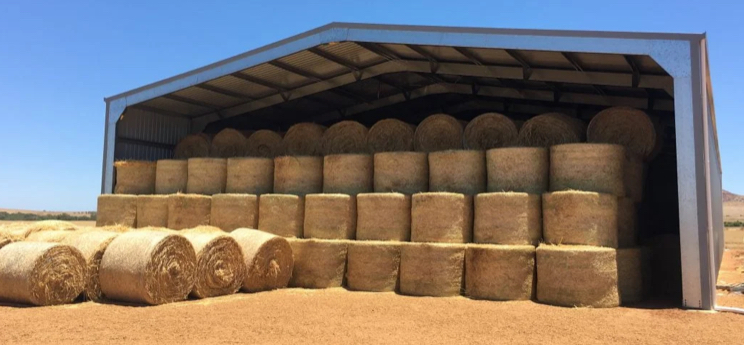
xmin=101 ymin=23 xmax=722 ymax=309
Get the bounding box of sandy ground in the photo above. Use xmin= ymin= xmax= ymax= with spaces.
xmin=724 ymin=201 xmax=744 ymax=222
xmin=0 ymin=288 xmax=742 ymax=345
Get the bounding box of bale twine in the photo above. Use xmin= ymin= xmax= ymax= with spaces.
xmin=625 ymin=153 xmax=645 ymax=203
xmin=210 ymin=194 xmax=258 ymax=231
xmin=617 ymin=198 xmax=638 ymax=248
xmin=428 ymin=150 xmax=486 ymax=195
xmin=550 ymin=143 xmax=625 ymax=197
xmin=282 ymin=122 xmax=326 ymax=156
xmin=97 ymin=194 xmax=137 ymax=227
xmin=356 ymin=193 xmax=411 ymax=241
xmin=373 ymin=152 xmax=428 ymax=194
xmin=180 ymin=232 xmax=245 ymax=298
xmin=114 ymin=161 xmax=156 ymax=194
xmin=136 ymin=195 xmax=169 ymax=228
xmin=257 ymin=194 xmax=304 ymax=238
xmin=246 ymin=130 xmax=283 ymax=158
xmin=323 ymin=154 xmax=373 ymax=195
xmin=0 ymin=242 xmax=86 ymax=306
xmin=287 ymin=238 xmax=348 ymax=289
xmin=209 ymin=128 xmax=247 ymax=158
xmin=155 ymin=159 xmax=188 ymax=194
xmin=304 ymin=194 xmax=356 ymax=240
xmin=518 ymin=112 xmax=585 ymax=147
xmin=225 ymin=157 xmax=274 ymax=195
xmin=465 ymin=244 xmax=535 ymax=301
xmin=411 ymin=193 xmax=473 ymax=243
xmin=25 ymin=231 xmax=72 ymax=243
xmin=273 ymin=156 xmax=323 ymax=196
xmin=61 ymin=230 xmax=119 ymax=302
xmin=174 ymin=134 xmax=210 ymax=159
xmin=414 ymin=113 xmax=464 ymax=152
xmin=542 ymin=191 xmax=618 ymax=248
xmin=463 ymin=112 xmax=519 ymax=150
xmin=367 ymin=118 xmax=415 ymax=152
xmin=346 ymin=241 xmax=401 ymax=292
xmin=99 ymin=231 xmax=196 ymax=305
xmin=486 ymin=147 xmax=548 ymax=194
xmin=399 ymin=243 xmax=465 ymax=297
xmin=0 ymin=220 xmax=78 ymax=241
xmin=187 ymin=158 xmax=227 ymax=195
xmin=617 ymin=247 xmax=644 ymax=304
xmin=587 ymin=107 xmax=656 ymax=159
xmin=230 ymin=229 xmax=294 ymax=292
xmin=167 ymin=194 xmax=211 ymax=230
xmin=321 ymin=121 xmax=369 ymax=155
xmin=536 ymin=245 xmax=620 ymax=308
xmin=474 ymin=192 xmax=541 ymax=245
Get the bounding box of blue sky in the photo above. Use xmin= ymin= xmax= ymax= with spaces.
xmin=0 ymin=0 xmax=742 ymax=211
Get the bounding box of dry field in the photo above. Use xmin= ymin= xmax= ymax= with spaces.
xmin=724 ymin=202 xmax=744 ymax=222
xmin=0 ymin=220 xmax=96 ymax=227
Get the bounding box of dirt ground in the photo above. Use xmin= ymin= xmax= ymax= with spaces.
xmin=0 ymin=288 xmax=741 ymax=345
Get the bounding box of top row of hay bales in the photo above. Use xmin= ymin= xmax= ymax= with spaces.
xmin=173 ymin=106 xmax=657 ymax=160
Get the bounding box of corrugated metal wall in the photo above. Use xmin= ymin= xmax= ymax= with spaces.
xmin=707 ymin=102 xmax=724 ymax=280
xmin=114 ymin=107 xmax=190 ymax=161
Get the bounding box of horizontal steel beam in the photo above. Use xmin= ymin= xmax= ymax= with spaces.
xmin=196 ymin=60 xmax=674 ymax=121
xmin=128 ymin=104 xmax=193 ymax=119
xmin=117 ymin=137 xmax=176 ymax=150
xmin=310 ymin=83 xmax=673 ymax=122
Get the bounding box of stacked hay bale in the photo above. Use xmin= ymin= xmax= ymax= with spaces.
xmin=518 ymin=112 xmax=585 ymax=147
xmin=180 ymin=230 xmax=245 ymax=298
xmin=210 ymin=194 xmax=258 ymax=231
xmin=136 ymin=195 xmax=169 ymax=228
xmin=225 ymin=157 xmax=273 ymax=195
xmin=230 ymin=229 xmax=294 ymax=292
xmin=174 ymin=134 xmax=210 ymax=159
xmin=210 ymin=128 xmax=247 ymax=158
xmin=61 ymin=230 xmax=120 ymax=302
xmin=187 ymin=158 xmax=227 ymax=195
xmin=246 ymin=130 xmax=283 ymax=158
xmin=167 ymin=194 xmax=211 ymax=230
xmin=155 ymin=159 xmax=188 ymax=194
xmin=97 ymin=194 xmax=137 ymax=227
xmin=287 ymin=238 xmax=348 ymax=289
xmin=114 ymin=161 xmax=156 ymax=194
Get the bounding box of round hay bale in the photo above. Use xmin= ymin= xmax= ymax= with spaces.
xmin=273 ymin=156 xmax=323 ymax=196
xmin=187 ymin=158 xmax=227 ymax=195
xmin=97 ymin=224 xmax=130 ymax=233
xmin=550 ymin=143 xmax=625 ymax=197
xmin=0 ymin=242 xmax=86 ymax=306
xmin=282 ymin=122 xmax=326 ymax=156
xmin=367 ymin=119 xmax=415 ymax=152
xmin=536 ymin=245 xmax=620 ymax=308
xmin=61 ymin=230 xmax=119 ymax=302
xmin=155 ymin=159 xmax=188 ymax=194
xmin=323 ymin=154 xmax=373 ymax=195
xmin=1 ymin=221 xmax=78 ymax=241
xmin=167 ymin=194 xmax=211 ymax=230
xmin=617 ymin=198 xmax=638 ymax=248
xmin=411 ymin=193 xmax=473 ymax=243
xmin=114 ymin=161 xmax=156 ymax=195
xmin=180 ymin=232 xmax=245 ymax=298
xmin=258 ymin=194 xmax=304 ymax=238
xmin=414 ymin=113 xmax=464 ymax=152
xmin=246 ymin=130 xmax=283 ymax=158
xmin=617 ymin=247 xmax=644 ymax=304
xmin=230 ymin=229 xmax=294 ymax=292
xmin=518 ymin=113 xmax=585 ymax=147
xmin=399 ymin=243 xmax=465 ymax=297
xmin=486 ymin=147 xmax=548 ymax=194
xmin=474 ymin=192 xmax=541 ymax=245
xmin=304 ymin=194 xmax=356 ymax=240
xmin=210 ymin=194 xmax=258 ymax=231
xmin=136 ymin=195 xmax=169 ymax=228
xmin=625 ymin=153 xmax=646 ymax=203
xmin=225 ymin=157 xmax=274 ymax=195
xmin=321 ymin=121 xmax=369 ymax=155
xmin=543 ymin=191 xmax=618 ymax=248
xmin=97 ymin=194 xmax=137 ymax=228
xmin=99 ymin=231 xmax=197 ymax=305
xmin=209 ymin=128 xmax=247 ymax=158
xmin=174 ymin=134 xmax=210 ymax=159
xmin=373 ymin=152 xmax=428 ymax=194
xmin=463 ymin=112 xmax=519 ymax=150
xmin=428 ymin=150 xmax=486 ymax=195
xmin=181 ymin=225 xmax=224 ymax=233
xmin=356 ymin=193 xmax=411 ymax=241
xmin=465 ymin=244 xmax=535 ymax=301
xmin=0 ymin=237 xmax=10 ymax=250
xmin=25 ymin=230 xmax=72 ymax=243
xmin=587 ymin=107 xmax=656 ymax=159
xmin=287 ymin=238 xmax=348 ymax=289
xmin=346 ymin=241 xmax=401 ymax=292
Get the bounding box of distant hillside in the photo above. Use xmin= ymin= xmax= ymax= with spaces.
xmin=723 ymin=190 xmax=744 ymax=203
